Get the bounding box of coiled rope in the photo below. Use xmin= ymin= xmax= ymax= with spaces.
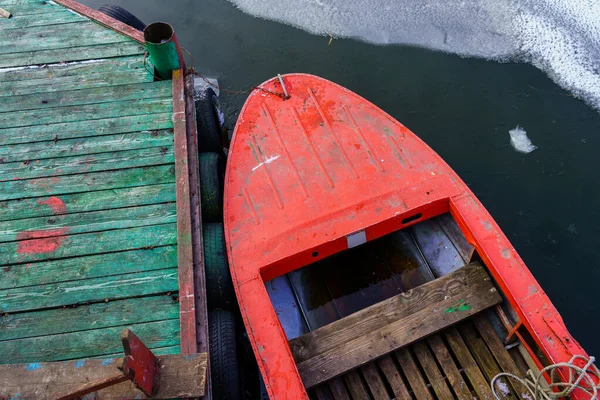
xmin=491 ymin=355 xmax=600 ymax=399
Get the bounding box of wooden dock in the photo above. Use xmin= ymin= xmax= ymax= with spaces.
xmin=0 ymin=0 xmax=206 ymax=367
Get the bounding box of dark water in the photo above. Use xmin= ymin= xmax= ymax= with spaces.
xmin=81 ymin=0 xmax=600 ymax=357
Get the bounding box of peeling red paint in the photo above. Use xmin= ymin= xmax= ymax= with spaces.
xmin=38 ymin=197 xmax=67 ymax=214
xmin=17 ymin=228 xmax=69 ymax=254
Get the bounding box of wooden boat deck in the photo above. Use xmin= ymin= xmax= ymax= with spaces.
xmin=0 ymin=0 xmax=187 ymax=364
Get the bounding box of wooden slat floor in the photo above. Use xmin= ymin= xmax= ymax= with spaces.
xmin=311 ymin=315 xmax=531 ymax=400
xmin=0 ymin=0 xmax=180 ymax=363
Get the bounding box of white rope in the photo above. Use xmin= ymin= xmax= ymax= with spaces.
xmin=491 ymin=355 xmax=600 ymax=399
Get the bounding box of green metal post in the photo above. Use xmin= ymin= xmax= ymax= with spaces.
xmin=143 ymin=22 xmax=181 ymax=80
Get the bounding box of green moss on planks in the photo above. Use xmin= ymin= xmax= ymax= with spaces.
xmin=1 ymin=267 xmax=179 ymax=313
xmin=1 ymin=22 xmax=132 ymax=54
xmin=0 ymin=56 xmax=145 ymax=83
xmin=0 ymin=81 xmax=172 ymax=113
xmin=0 ymin=130 xmax=174 ymax=163
xmin=1 ymin=10 xmax=86 ymax=30
xmin=0 ymin=245 xmax=177 ymax=290
xmin=0 ymin=222 xmax=177 ymax=265
xmin=0 ymin=202 xmax=177 ymax=243
xmin=0 ymin=183 xmax=176 ymax=222
xmin=0 ymin=42 xmax=145 ymax=68
xmin=0 ymin=145 xmax=175 ymax=182
xmin=0 ymin=97 xmax=172 ymax=129
xmin=0 ymin=295 xmax=179 ymax=341
xmin=0 ymin=319 xmax=180 ymax=364
xmin=0 ymin=66 xmax=153 ymax=97
xmin=0 ymin=114 xmax=173 ymax=146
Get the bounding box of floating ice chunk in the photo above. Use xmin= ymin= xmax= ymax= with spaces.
xmin=509 ymin=126 xmax=537 ymax=154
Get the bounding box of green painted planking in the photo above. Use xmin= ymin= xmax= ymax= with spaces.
xmin=0 ymin=245 xmax=177 ymax=290
xmin=0 ymin=22 xmax=132 ymax=54
xmin=0 ymin=222 xmax=177 ymax=265
xmin=0 ymin=318 xmax=180 ymax=364
xmin=0 ymin=295 xmax=179 ymax=341
xmin=93 ymin=345 xmax=181 ymax=360
xmin=0 ymin=97 xmax=172 ymax=129
xmin=0 ymin=164 xmax=175 ymax=202
xmin=0 ymin=267 xmax=179 ymax=313
xmin=0 ymin=113 xmax=173 ymax=146
xmin=0 ymin=183 xmax=176 ymax=222
xmin=0 ymin=130 xmax=174 ymax=163
xmin=1 ymin=10 xmax=86 ymax=30
xmin=0 ymin=66 xmax=153 ymax=96
xmin=0 ymin=0 xmax=67 ymax=16
xmin=0 ymin=145 xmax=175 ymax=182
xmin=0 ymin=202 xmax=177 ymax=243
xmin=0 ymin=80 xmax=172 ymax=113
xmin=0 ymin=42 xmax=145 ymax=68
xmin=0 ymin=55 xmax=145 ymax=82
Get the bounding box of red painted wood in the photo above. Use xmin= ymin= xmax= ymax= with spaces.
xmin=172 ymin=68 xmax=198 ymax=355
xmin=120 ymin=329 xmax=160 ymax=396
xmin=52 ymin=0 xmax=145 ymax=44
xmin=224 ymin=74 xmax=589 ymax=400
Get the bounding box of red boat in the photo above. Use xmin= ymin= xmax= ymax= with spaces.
xmin=224 ymin=74 xmax=595 ymax=399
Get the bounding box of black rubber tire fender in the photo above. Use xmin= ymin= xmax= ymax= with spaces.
xmin=98 ymin=4 xmax=146 ymax=31
xmin=203 ymin=223 xmax=236 ymax=310
xmin=195 ymin=87 xmax=224 ymax=153
xmin=199 ymin=152 xmax=224 ymax=223
xmin=209 ymin=310 xmax=241 ymax=400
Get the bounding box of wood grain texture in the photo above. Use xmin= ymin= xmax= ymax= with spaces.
xmin=0 ymin=81 xmax=171 ymax=113
xmin=0 ymin=164 xmax=175 ymax=201
xmin=377 ymin=355 xmax=410 ymax=399
xmin=290 ymin=263 xmax=501 ymax=388
xmin=0 ymin=295 xmax=178 ymax=341
xmin=0 ymin=146 xmax=175 ymax=182
xmin=0 ymin=42 xmax=145 ymax=68
xmin=396 ymin=348 xmax=432 ymax=400
xmin=342 ymin=370 xmax=370 ymax=400
xmin=1 ymin=245 xmax=177 ymax=290
xmin=0 ymin=184 xmax=175 ymax=222
xmin=0 ymin=318 xmax=180 ymax=364
xmin=413 ymin=342 xmax=454 ymax=400
xmin=328 ymin=378 xmax=350 ymax=400
xmin=0 ymin=267 xmax=179 ymax=313
xmin=360 ymin=363 xmax=388 ymax=399
xmin=0 ymin=0 xmax=65 ymax=16
xmin=1 ymin=10 xmax=84 ymax=30
xmin=427 ymin=334 xmax=472 ymax=399
xmin=0 ymin=352 xmax=206 ymax=399
xmin=0 ymin=222 xmax=177 ymax=265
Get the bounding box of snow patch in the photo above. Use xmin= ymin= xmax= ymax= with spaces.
xmin=509 ymin=126 xmax=537 ymax=153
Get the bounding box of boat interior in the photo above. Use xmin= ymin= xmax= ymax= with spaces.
xmin=267 ymin=213 xmax=546 ymax=399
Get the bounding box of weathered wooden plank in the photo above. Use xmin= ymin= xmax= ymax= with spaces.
xmin=0 ymin=0 xmax=64 ymax=15
xmin=0 ymin=318 xmax=180 ymax=364
xmin=98 ymin=344 xmax=181 ymax=360
xmin=1 ymin=10 xmax=85 ymax=30
xmin=0 ymin=352 xmax=207 ymax=399
xmin=1 ymin=245 xmax=177 ymax=290
xmin=444 ymin=327 xmax=495 ymax=400
xmin=0 ymin=67 xmax=153 ymax=96
xmin=289 ymin=263 xmax=501 ymax=388
xmin=0 ymin=21 xmax=131 ymax=54
xmin=377 ymin=355 xmax=411 ymax=399
xmin=0 ymin=202 xmax=176 ymax=243
xmin=0 ymin=295 xmax=179 ymax=341
xmin=342 ymin=370 xmax=370 ymax=400
xmin=172 ymin=69 xmax=197 ymax=354
xmin=0 ymin=183 xmax=176 ymax=222
xmin=0 ymin=113 xmax=173 ymax=146
xmin=396 ymin=348 xmax=433 ymax=400
xmin=0 ymin=267 xmax=179 ymax=313
xmin=361 ymin=363 xmax=388 ymax=399
xmin=0 ymin=97 xmax=172 ymax=129
xmin=0 ymin=56 xmax=144 ymax=82
xmin=0 ymin=130 xmax=174 ymax=164
xmin=0 ymin=146 xmax=174 ymax=182
xmin=413 ymin=342 xmax=454 ymax=400
xmin=0 ymin=42 xmax=145 ymax=68
xmin=328 ymin=378 xmax=351 ymax=400
xmin=427 ymin=334 xmax=472 ymax=399
xmin=0 ymin=222 xmax=177 ymax=265
xmin=0 ymin=80 xmax=172 ymax=113
xmin=314 ymin=386 xmax=334 ymax=400
xmin=0 ymin=164 xmax=175 ymax=201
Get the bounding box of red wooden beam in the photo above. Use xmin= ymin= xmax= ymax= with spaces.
xmin=52 ymin=0 xmax=145 ymax=44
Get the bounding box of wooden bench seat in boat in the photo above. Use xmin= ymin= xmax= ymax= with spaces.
xmin=289 ymin=262 xmax=502 ymax=389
